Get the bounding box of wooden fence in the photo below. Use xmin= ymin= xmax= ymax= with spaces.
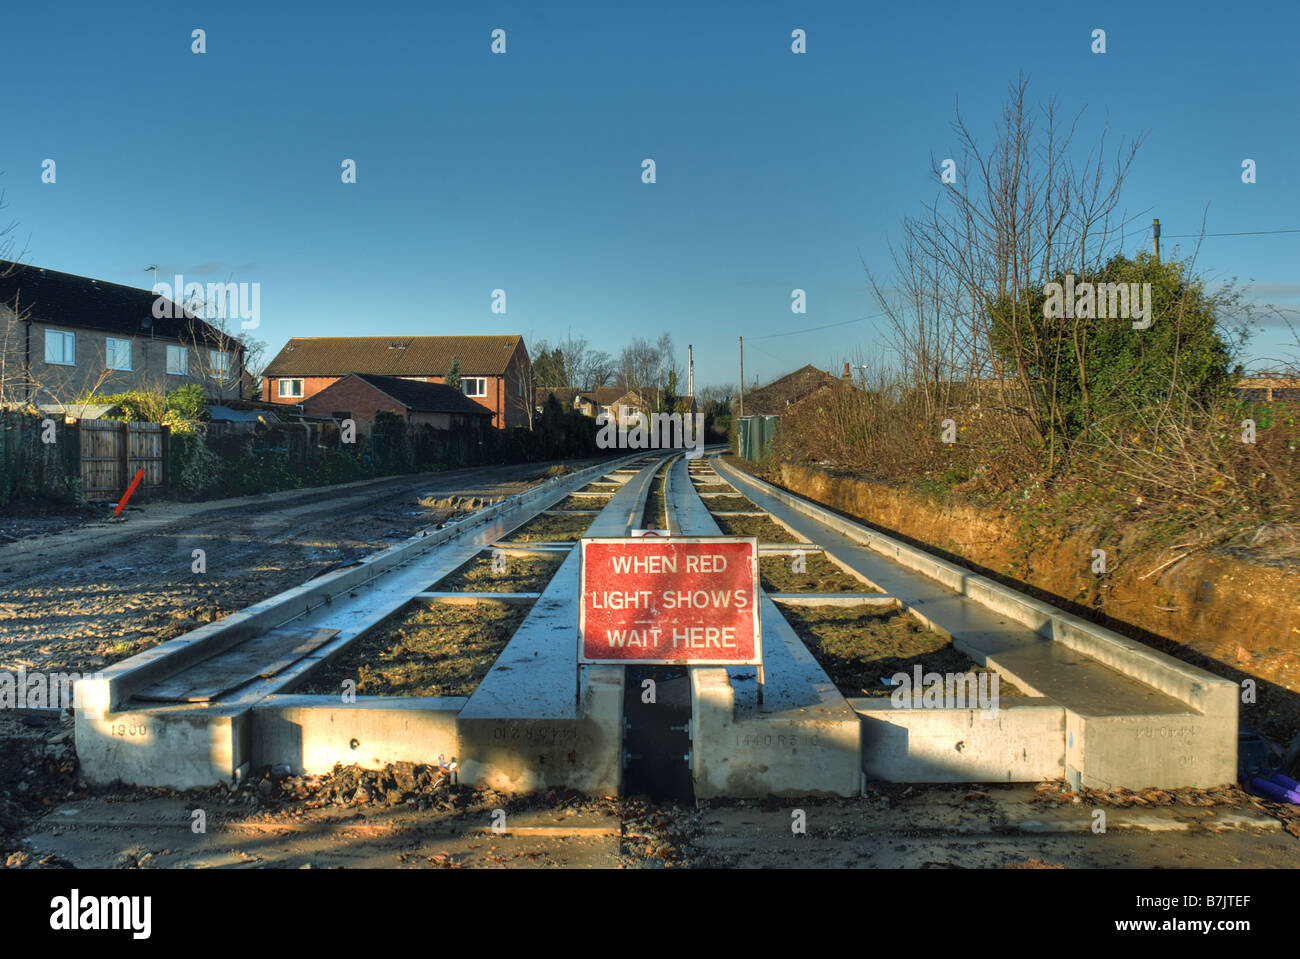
xmin=75 ymin=418 xmax=170 ymax=502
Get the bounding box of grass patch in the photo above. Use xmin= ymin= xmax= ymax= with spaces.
xmin=711 ymin=512 xmax=800 ymax=543
xmin=778 ymin=604 xmax=1020 ymax=698
xmin=432 ymin=551 xmax=565 ymax=593
xmin=759 ymin=553 xmax=877 ymax=593
xmin=701 ymin=494 xmax=754 ymax=511
xmin=553 ymin=493 xmax=611 ymax=510
xmin=299 ymin=600 xmax=528 ymax=697
xmin=501 ymin=511 xmax=594 ymax=543
xmin=642 ymin=470 xmax=667 ymax=529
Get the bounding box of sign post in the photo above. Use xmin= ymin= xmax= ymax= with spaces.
xmin=578 ymin=536 xmax=762 ymax=675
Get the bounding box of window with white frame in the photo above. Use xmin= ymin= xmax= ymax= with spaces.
xmin=461 ymin=377 xmax=487 ymax=397
xmin=44 ymin=329 xmax=75 ymax=365
xmin=210 ymin=350 xmax=231 ymax=375
xmin=105 ymin=337 xmax=132 ymax=371
xmin=166 ymin=345 xmax=189 ymax=375
xmin=278 ymin=378 xmax=304 ymax=398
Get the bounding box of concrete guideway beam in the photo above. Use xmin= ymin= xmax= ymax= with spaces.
xmin=456 ymin=454 xmax=675 ymax=795
xmin=666 ymin=456 xmax=863 ymax=798
xmin=75 ymin=452 xmax=653 ymax=789
xmin=710 ymin=454 xmax=1238 ymax=789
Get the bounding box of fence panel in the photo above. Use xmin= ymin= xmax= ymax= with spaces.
xmin=77 ymin=418 xmax=168 ymax=501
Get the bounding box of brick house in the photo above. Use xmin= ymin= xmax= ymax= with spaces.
xmin=0 ymin=261 xmax=248 ymax=408
xmin=262 ymin=336 xmax=531 ymax=429
xmin=301 ymin=373 xmax=495 ymax=431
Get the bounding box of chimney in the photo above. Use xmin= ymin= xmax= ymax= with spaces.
xmin=842 ymin=361 xmax=851 ymax=384
xmin=687 ymin=344 xmax=694 ymax=398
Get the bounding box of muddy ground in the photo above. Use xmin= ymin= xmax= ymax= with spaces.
xmin=6 ymin=735 xmax=1297 ymax=867
xmin=0 ymin=461 xmax=598 ymax=677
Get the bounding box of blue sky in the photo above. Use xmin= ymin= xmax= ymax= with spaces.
xmin=3 ymin=0 xmax=1297 ymax=387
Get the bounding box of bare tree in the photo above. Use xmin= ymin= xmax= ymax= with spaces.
xmin=578 ymin=349 xmax=615 ymax=390
xmin=865 ymin=75 xmax=1147 ymax=471
xmin=178 ymin=289 xmax=252 ymax=404
xmin=0 ymin=181 xmax=34 ymax=407
xmin=617 ymin=333 xmax=678 ymax=404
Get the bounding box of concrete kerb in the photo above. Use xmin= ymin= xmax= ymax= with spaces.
xmin=75 ymin=454 xmax=647 ymax=787
xmin=252 ymin=695 xmax=465 ymax=775
xmin=851 ymin=696 xmax=1066 ymax=783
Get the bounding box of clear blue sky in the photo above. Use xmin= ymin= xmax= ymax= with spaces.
xmin=3 ymin=0 xmax=1297 ymax=387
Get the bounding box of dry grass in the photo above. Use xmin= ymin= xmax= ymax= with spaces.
xmin=431 ymin=551 xmax=565 ymax=593
xmin=759 ymin=554 xmax=877 ymax=593
xmin=701 ymin=494 xmax=755 ymax=511
xmin=299 ymin=600 xmax=528 ymax=698
xmin=553 ymin=493 xmax=611 ymax=510
xmin=778 ymin=604 xmax=1020 ymax=698
xmin=710 ymin=512 xmax=800 ymax=543
xmin=501 ymin=511 xmax=594 ymax=543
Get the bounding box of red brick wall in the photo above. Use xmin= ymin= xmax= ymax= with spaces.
xmin=264 ymin=375 xmax=341 ymax=404
xmin=422 ymin=375 xmax=504 ymax=428
xmin=300 ymin=378 xmax=407 ymax=428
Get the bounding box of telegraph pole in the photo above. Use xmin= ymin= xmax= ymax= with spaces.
xmin=1153 ymin=218 xmax=1161 ymax=263
xmin=738 ymin=336 xmax=745 ymax=418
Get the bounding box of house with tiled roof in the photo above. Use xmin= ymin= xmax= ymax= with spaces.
xmin=741 ymin=363 xmax=851 ymax=415
xmin=301 ymin=373 xmax=495 ymax=431
xmin=262 ymin=335 xmax=531 ymax=429
xmin=0 ymin=261 xmax=249 ymax=407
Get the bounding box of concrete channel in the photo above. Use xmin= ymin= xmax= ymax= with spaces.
xmin=74 ymin=448 xmax=1238 ymax=797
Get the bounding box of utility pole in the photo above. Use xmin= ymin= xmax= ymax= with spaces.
xmin=1152 ymin=218 xmax=1161 ymax=263
xmin=738 ymin=336 xmax=745 ymax=418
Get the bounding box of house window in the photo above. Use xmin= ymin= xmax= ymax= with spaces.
xmin=166 ymin=345 xmax=189 ymax=375
xmin=462 ymin=377 xmax=487 ymax=397
xmin=210 ymin=350 xmax=231 ymax=375
xmin=278 ymin=378 xmax=304 ymax=398
xmin=105 ymin=337 xmax=132 ymax=371
xmin=44 ymin=329 xmax=75 ymax=365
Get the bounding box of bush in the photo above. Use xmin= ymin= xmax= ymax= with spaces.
xmin=165 ymin=384 xmax=210 ymax=422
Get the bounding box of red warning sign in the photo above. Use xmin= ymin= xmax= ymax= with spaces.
xmin=578 ymin=536 xmax=761 ymax=665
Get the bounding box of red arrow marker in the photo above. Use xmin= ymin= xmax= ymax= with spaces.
xmin=114 ymin=468 xmax=146 ymax=517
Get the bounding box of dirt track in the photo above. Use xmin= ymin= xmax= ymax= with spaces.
xmin=0 ymin=460 xmax=602 ymax=676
